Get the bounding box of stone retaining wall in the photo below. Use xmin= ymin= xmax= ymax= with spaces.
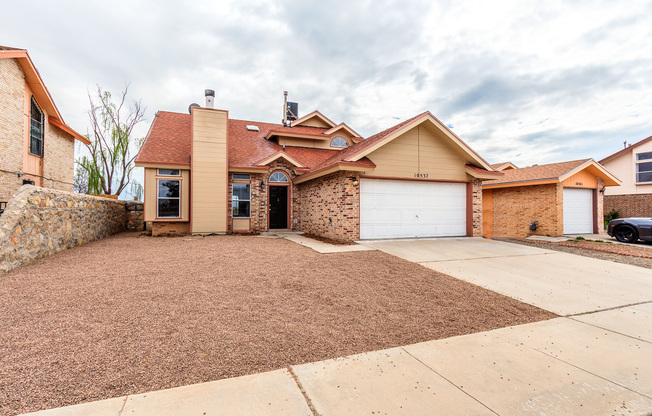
xmin=125 ymin=201 xmax=144 ymax=231
xmin=0 ymin=185 xmax=127 ymax=273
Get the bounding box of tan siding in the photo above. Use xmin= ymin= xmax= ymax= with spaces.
xmin=366 ymin=125 xmax=467 ymax=181
xmin=144 ymin=168 xmax=190 ymax=222
xmin=191 ymin=108 xmax=228 ymax=233
xmin=562 ymin=170 xmax=598 ymax=188
xmin=603 ymin=140 xmax=652 ymax=196
xmin=296 ymin=117 xmax=331 ymax=128
xmin=232 ymin=218 xmax=250 ymax=231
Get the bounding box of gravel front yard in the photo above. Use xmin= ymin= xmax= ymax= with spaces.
xmin=500 ymin=238 xmax=652 ymax=269
xmin=0 ymin=233 xmax=555 ymax=415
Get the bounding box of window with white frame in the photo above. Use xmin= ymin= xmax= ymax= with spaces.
xmin=636 ymin=152 xmax=652 ymax=183
xmin=157 ymin=179 xmax=180 ymax=217
xmin=232 ymin=183 xmax=250 ymax=217
xmin=158 ymin=169 xmax=180 ymax=176
xmin=269 ymin=172 xmax=289 ymax=182
xmin=331 ymin=136 xmax=348 ymax=148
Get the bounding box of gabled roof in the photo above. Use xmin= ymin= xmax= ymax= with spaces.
xmin=334 ymin=111 xmax=494 ymax=171
xmin=491 ymin=162 xmax=518 ymax=171
xmin=136 ymin=109 xmax=495 ymax=184
xmin=292 ymin=110 xmax=336 ymax=128
xmin=0 ymin=46 xmax=89 ymax=144
xmin=324 ymin=123 xmax=362 ymax=139
xmin=483 ymin=159 xmax=621 ymax=188
xmin=600 ymin=135 xmax=652 ymax=164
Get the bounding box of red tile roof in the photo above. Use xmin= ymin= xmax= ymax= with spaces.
xmin=135 ymin=109 xmax=490 ymax=181
xmin=600 ymin=135 xmax=652 ymax=164
xmin=484 ymin=159 xmax=591 ymax=186
xmin=135 ymin=111 xmax=192 ymax=165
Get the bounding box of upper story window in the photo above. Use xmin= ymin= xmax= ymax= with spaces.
xmin=158 ymin=169 xmax=180 ymax=176
xmin=269 ymin=172 xmax=289 ymax=182
xmin=636 ymin=152 xmax=652 ymax=183
xmin=331 ymin=136 xmax=348 ymax=148
xmin=157 ymin=179 xmax=180 ymax=218
xmin=30 ymin=97 xmax=44 ymax=157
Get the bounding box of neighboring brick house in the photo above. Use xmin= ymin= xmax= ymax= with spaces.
xmin=135 ymin=91 xmax=501 ymax=240
xmin=600 ymin=135 xmax=652 ymax=217
xmin=0 ymin=46 xmax=89 ymax=204
xmin=482 ymin=159 xmax=621 ymax=238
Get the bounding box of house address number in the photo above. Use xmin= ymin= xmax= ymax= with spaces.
xmin=414 ymin=173 xmax=429 ymax=178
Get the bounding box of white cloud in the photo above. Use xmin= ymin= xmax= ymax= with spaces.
xmin=1 ymin=0 xmax=651 ymax=181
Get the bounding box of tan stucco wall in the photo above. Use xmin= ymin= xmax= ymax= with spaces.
xmin=603 ymin=141 xmax=652 ymax=196
xmin=366 ymin=125 xmax=468 ymax=181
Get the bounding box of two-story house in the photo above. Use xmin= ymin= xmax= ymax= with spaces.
xmin=135 ymin=90 xmax=501 ymax=240
xmin=600 ymin=135 xmax=652 ymax=217
xmin=0 ymin=46 xmax=89 ymax=207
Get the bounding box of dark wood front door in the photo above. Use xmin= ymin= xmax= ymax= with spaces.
xmin=269 ymin=186 xmax=288 ymax=229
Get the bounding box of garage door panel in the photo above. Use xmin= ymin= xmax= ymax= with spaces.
xmin=563 ymin=188 xmax=593 ymax=234
xmin=360 ymin=179 xmax=467 ymax=239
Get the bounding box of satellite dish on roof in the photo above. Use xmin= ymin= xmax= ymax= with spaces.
xmin=188 ymin=103 xmax=200 ymax=114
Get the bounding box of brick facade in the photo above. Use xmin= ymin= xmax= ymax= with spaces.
xmin=295 ymin=171 xmax=360 ymax=241
xmin=0 ymin=57 xmax=76 ymax=202
xmin=0 ymin=58 xmax=25 ymax=202
xmin=604 ymin=193 xmax=652 ymax=218
xmin=491 ymin=184 xmax=563 ymax=238
xmin=471 ymin=179 xmax=483 ymax=237
xmin=227 ymin=160 xmax=298 ymax=233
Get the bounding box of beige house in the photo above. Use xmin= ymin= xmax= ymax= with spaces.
xmin=483 ymin=159 xmax=621 ymax=238
xmin=135 ymin=91 xmax=501 ymax=240
xmin=600 ymin=135 xmax=652 ymax=217
xmin=0 ymin=46 xmax=89 ymax=206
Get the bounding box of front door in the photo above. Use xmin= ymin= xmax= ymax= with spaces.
xmin=269 ymin=186 xmax=288 ymax=229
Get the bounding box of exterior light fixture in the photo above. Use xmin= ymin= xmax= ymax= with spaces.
xmin=260 ymin=180 xmax=265 ymax=190
xmin=352 ymin=178 xmax=359 ymax=186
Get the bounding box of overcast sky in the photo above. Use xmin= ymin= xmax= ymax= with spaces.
xmin=3 ymin=0 xmax=651 ymax=175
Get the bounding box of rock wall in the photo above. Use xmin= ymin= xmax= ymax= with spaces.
xmin=0 ymin=185 xmax=127 ymax=273
xmin=125 ymin=201 xmax=144 ymax=231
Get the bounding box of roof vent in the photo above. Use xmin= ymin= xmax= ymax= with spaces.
xmin=188 ymin=103 xmax=200 ymax=114
xmin=246 ymin=125 xmax=260 ymax=132
xmin=282 ymin=91 xmax=298 ymax=126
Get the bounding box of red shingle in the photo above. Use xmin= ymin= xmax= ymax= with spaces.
xmin=484 ymin=159 xmax=591 ymax=186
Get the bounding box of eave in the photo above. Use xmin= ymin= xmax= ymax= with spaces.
xmin=293 ymin=161 xmax=376 ymax=184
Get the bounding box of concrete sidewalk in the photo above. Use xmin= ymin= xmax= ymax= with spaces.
xmin=24 ymin=311 xmax=652 ymax=416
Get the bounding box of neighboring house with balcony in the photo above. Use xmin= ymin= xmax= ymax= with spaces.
xmin=135 ymin=90 xmax=501 ymax=240
xmin=600 ymin=135 xmax=652 ymax=217
xmin=0 ymin=46 xmax=89 ymax=206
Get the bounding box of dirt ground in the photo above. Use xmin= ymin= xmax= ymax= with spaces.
xmin=501 ymin=237 xmax=652 ymax=269
xmin=0 ymin=233 xmax=555 ymax=415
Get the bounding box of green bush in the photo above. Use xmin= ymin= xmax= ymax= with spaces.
xmin=604 ymin=208 xmax=620 ymax=228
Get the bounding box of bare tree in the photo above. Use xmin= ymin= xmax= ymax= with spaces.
xmin=77 ymin=85 xmax=146 ymax=196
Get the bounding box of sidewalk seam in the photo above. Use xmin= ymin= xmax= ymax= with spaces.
xmin=566 ymin=300 xmax=652 ymax=317
xmin=401 ymin=347 xmax=500 ymax=415
xmin=117 ymin=395 xmax=128 ymax=416
xmin=288 ymin=366 xmax=319 ymax=416
xmin=493 ymin=327 xmax=652 ymax=400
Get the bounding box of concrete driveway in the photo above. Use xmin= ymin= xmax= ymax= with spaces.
xmin=361 ymin=238 xmax=652 ymax=315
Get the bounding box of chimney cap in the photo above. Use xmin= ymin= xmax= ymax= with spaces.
xmin=205 ymin=89 xmax=215 ymax=97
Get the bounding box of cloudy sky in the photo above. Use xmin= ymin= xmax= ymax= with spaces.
xmin=3 ymin=0 xmax=651 ymax=176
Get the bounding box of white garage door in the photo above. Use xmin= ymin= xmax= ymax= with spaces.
xmin=563 ymin=188 xmax=594 ymax=234
xmin=360 ymin=179 xmax=467 ymax=239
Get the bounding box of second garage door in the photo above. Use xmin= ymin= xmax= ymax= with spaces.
xmin=360 ymin=179 xmax=467 ymax=239
xmin=563 ymin=188 xmax=594 ymax=234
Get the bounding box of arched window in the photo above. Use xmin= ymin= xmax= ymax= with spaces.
xmin=331 ymin=136 xmax=348 ymax=148
xmin=269 ymin=172 xmax=289 ymax=182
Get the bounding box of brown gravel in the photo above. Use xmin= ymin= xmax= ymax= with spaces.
xmin=499 ymin=238 xmax=652 ymax=269
xmin=0 ymin=233 xmax=555 ymax=415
